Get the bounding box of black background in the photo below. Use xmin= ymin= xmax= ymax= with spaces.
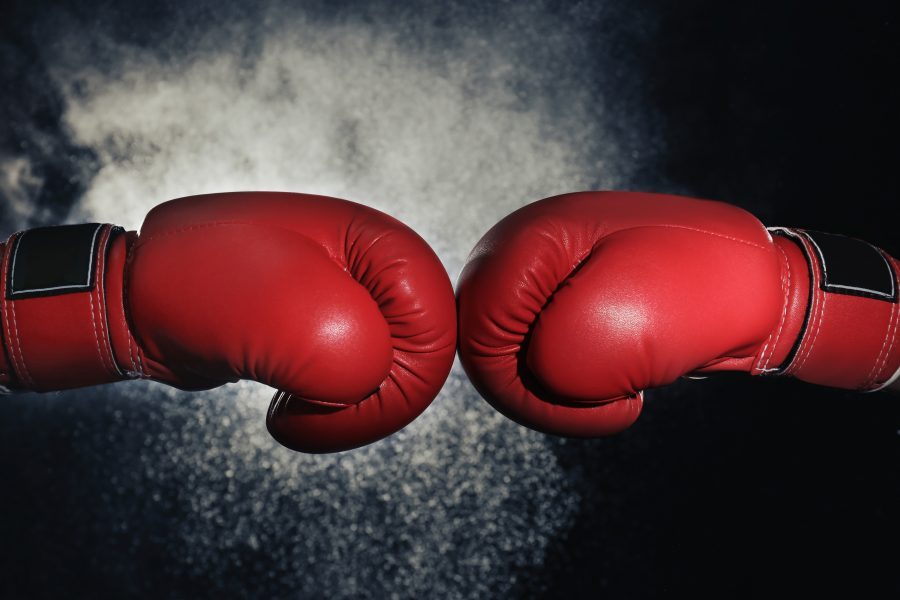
xmin=1 ymin=0 xmax=898 ymax=597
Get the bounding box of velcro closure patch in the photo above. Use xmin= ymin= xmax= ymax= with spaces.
xmin=802 ymin=230 xmax=896 ymax=302
xmin=6 ymin=224 xmax=104 ymax=299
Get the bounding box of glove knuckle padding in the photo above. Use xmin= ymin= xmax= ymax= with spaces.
xmin=130 ymin=192 xmax=456 ymax=453
xmin=458 ymin=191 xmax=783 ymax=437
xmin=129 ymin=225 xmax=394 ymax=400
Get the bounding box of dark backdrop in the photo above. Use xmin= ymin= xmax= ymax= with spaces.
xmin=1 ymin=0 xmax=897 ymax=597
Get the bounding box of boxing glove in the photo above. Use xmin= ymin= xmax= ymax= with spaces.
xmin=457 ymin=191 xmax=898 ymax=437
xmin=0 ymin=192 xmax=456 ymax=452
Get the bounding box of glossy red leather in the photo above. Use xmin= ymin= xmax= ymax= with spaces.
xmin=457 ymin=191 xmax=898 ymax=437
xmin=1 ymin=192 xmax=457 ymax=453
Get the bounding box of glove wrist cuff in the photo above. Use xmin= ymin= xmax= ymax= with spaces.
xmin=768 ymin=227 xmax=899 ymax=390
xmin=0 ymin=223 xmax=131 ymax=391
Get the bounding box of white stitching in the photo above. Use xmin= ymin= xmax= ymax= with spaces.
xmin=757 ymin=242 xmax=792 ymax=373
xmin=653 ymin=224 xmax=770 ymax=251
xmin=122 ymin=236 xmax=144 ymax=378
xmin=87 ymin=278 xmax=109 ymax=373
xmin=0 ymin=298 xmax=25 ymax=385
xmin=865 ymin=298 xmax=899 ymax=388
xmin=125 ymin=324 xmax=138 ymax=374
xmin=138 ymin=221 xmax=273 ymax=246
xmin=2 ymin=239 xmax=35 ymax=388
xmin=792 ymin=236 xmax=827 ymax=374
xmin=89 ymin=227 xmax=120 ymax=377
xmin=97 ymin=228 xmax=123 ymax=377
xmin=134 ymin=344 xmax=146 ymax=378
xmin=767 ymin=242 xmax=793 ymax=367
xmin=93 ymin=229 xmax=111 ymax=374
xmin=780 ymin=233 xmax=815 ymax=376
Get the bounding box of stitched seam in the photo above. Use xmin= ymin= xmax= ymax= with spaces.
xmin=124 ymin=237 xmax=139 ymax=375
xmin=4 ymin=248 xmax=33 ymax=386
xmin=1 ymin=250 xmax=14 ymax=380
xmin=793 ymin=237 xmax=827 ymax=373
xmin=88 ymin=227 xmax=112 ymax=375
xmin=766 ymin=243 xmax=792 ymax=368
xmin=94 ymin=227 xmax=120 ymax=377
xmin=757 ymin=243 xmax=792 ymax=372
xmin=782 ymin=235 xmax=818 ymax=376
xmin=0 ymin=278 xmax=17 ymax=383
xmin=87 ymin=278 xmax=110 ymax=374
xmin=650 ymin=224 xmax=770 ymax=251
xmin=784 ymin=236 xmax=821 ymax=375
xmin=97 ymin=228 xmax=123 ymax=377
xmin=863 ymin=254 xmax=900 ymax=388
xmin=755 ymin=244 xmax=788 ymax=370
xmin=114 ymin=231 xmax=138 ymax=376
xmin=0 ymin=253 xmax=15 ymax=383
xmin=122 ymin=237 xmax=145 ymax=378
xmin=141 ymin=219 xmax=353 ymax=279
xmin=2 ymin=241 xmax=34 ymax=388
xmin=86 ymin=229 xmax=112 ymax=375
xmin=138 ymin=221 xmax=305 ymax=246
xmin=124 ymin=316 xmax=138 ymax=375
xmin=865 ymin=299 xmax=899 ymax=388
xmin=754 ymin=344 xmax=774 ymax=373
xmin=135 ymin=343 xmax=146 ymax=377
xmin=875 ymin=303 xmax=899 ymax=386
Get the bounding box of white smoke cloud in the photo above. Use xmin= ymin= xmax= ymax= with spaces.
xmin=0 ymin=155 xmax=47 ymax=224
xmin=53 ymin=10 xmax=630 ymax=276
xmin=37 ymin=4 xmax=637 ymax=597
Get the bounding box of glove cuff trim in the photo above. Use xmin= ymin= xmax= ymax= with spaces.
xmin=767 ymin=227 xmax=899 ymax=390
xmin=0 ymin=224 xmax=125 ymax=390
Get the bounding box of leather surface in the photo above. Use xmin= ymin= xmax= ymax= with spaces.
xmin=1 ymin=225 xmax=122 ymax=390
xmin=132 ymin=192 xmax=457 ymax=452
xmin=1 ymin=192 xmax=457 ymax=453
xmin=457 ymin=191 xmax=897 ymax=437
xmin=777 ymin=232 xmax=900 ymax=389
xmin=0 ymin=242 xmax=13 ymax=388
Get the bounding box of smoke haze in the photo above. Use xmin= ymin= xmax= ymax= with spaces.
xmin=1 ymin=2 xmax=654 ymax=596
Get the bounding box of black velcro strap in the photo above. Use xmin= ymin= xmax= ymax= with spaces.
xmin=802 ymin=230 xmax=897 ymax=302
xmin=6 ymin=224 xmax=104 ymax=299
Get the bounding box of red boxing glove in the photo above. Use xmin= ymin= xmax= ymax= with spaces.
xmin=457 ymin=191 xmax=898 ymax=437
xmin=0 ymin=192 xmax=456 ymax=452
